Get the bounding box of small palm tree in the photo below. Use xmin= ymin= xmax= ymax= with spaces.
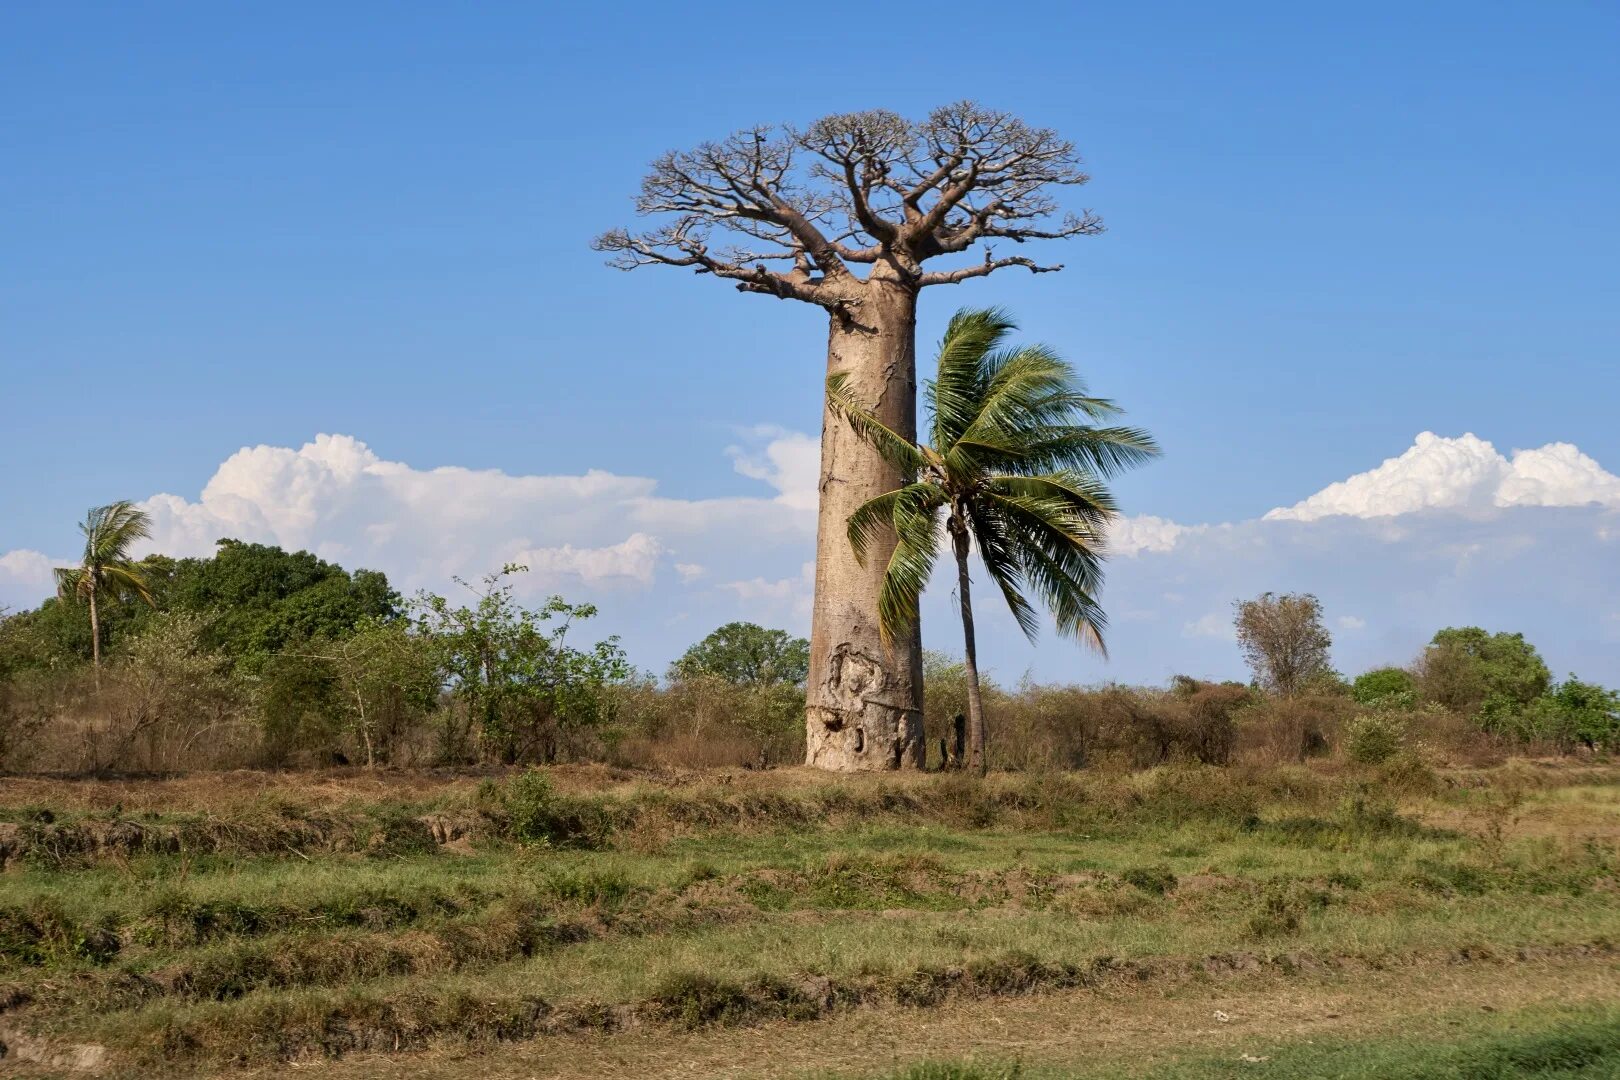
xmin=54 ymin=501 xmax=156 ymax=688
xmin=828 ymin=308 xmax=1159 ymax=774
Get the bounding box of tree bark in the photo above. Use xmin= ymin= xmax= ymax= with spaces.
xmin=950 ymin=518 xmax=988 ymax=776
xmin=805 ymin=276 xmax=925 ymax=771
xmin=88 ymin=585 xmax=102 ymax=693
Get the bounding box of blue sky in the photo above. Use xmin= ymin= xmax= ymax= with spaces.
xmin=4 ymin=3 xmax=1618 ymax=685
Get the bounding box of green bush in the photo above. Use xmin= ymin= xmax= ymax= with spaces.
xmin=483 ymin=770 xmax=616 ymax=849
xmin=1352 ymin=666 xmax=1416 ymax=707
xmin=1121 ymin=863 xmax=1178 ymax=895
xmin=1345 ymin=710 xmax=1408 ymax=765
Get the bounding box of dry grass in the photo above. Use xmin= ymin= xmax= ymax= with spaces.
xmin=200 ymin=951 xmax=1620 ymax=1080
xmin=0 ymin=760 xmax=1616 ymax=1076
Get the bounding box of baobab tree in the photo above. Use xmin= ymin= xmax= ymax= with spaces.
xmin=596 ymin=102 xmax=1103 ymax=771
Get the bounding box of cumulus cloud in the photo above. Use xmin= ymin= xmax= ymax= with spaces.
xmin=4 ymin=432 xmax=818 ymax=612
xmin=1182 ymin=612 xmax=1234 ymax=640
xmin=1265 ymin=432 xmax=1620 ymax=522
xmin=4 ymin=429 xmax=1617 ymax=685
xmin=0 ymin=550 xmax=57 ymax=586
xmin=1106 ymin=514 xmax=1199 ymax=556
xmin=726 ymin=426 xmax=820 ymax=513
xmin=513 ymin=534 xmax=665 ymax=588
xmin=720 ymin=562 xmax=816 ymax=621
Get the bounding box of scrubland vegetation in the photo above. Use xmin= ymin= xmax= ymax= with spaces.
xmin=4 ymin=521 xmax=1620 ymax=1076
xmin=1 ymin=758 xmax=1617 ymax=1077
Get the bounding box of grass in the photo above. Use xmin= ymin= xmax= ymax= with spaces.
xmin=0 ymin=759 xmax=1616 ymax=1076
xmin=839 ymin=1006 xmax=1620 ymax=1079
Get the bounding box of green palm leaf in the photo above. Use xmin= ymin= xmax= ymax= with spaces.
xmin=55 ymin=500 xmax=157 ymax=680
xmin=828 ymin=306 xmax=1159 ymax=771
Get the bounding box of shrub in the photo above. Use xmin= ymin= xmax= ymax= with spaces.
xmin=1236 ymin=693 xmax=1354 ymax=763
xmin=1352 ymin=667 xmax=1416 ymax=708
xmin=1345 ymin=710 xmax=1408 ymax=765
xmin=1245 ymin=879 xmax=1317 ymax=938
xmin=481 ymin=770 xmax=615 ymax=849
xmin=1121 ymin=863 xmax=1178 ymax=895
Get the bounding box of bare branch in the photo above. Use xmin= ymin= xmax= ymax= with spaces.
xmin=596 ymin=102 xmax=1102 ymax=300
xmin=592 ymin=222 xmax=838 ymax=307
xmin=916 ymin=247 xmax=1064 ymax=287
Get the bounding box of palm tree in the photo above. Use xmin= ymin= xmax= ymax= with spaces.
xmin=54 ymin=501 xmax=156 ymax=688
xmin=828 ymin=308 xmax=1159 ymax=774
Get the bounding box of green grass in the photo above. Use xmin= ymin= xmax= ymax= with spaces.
xmin=0 ymin=763 xmax=1616 ymax=1073
xmin=834 ymin=1005 xmax=1620 ymax=1079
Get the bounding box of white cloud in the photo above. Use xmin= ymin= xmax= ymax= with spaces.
xmin=513 ymin=534 xmax=665 ymax=588
xmin=1182 ymin=612 xmax=1234 ymax=640
xmin=3 ymin=432 xmax=818 ymax=610
xmin=721 ymin=561 xmax=816 ymax=620
xmin=1266 ymin=432 xmax=1620 ymax=522
xmin=1107 ymin=514 xmax=1198 ymax=556
xmin=0 ymin=550 xmax=57 ymax=586
xmin=725 ymin=425 xmax=820 ymax=512
xmin=5 ymin=429 xmax=1618 ymax=687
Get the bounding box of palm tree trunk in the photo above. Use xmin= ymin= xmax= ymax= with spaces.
xmin=88 ymin=586 xmax=102 ymax=692
xmin=950 ymin=519 xmax=988 ymax=776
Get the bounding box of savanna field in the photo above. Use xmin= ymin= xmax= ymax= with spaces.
xmin=2 ymin=756 xmax=1618 ymax=1080
xmin=6 ymin=20 xmax=1620 ymax=1080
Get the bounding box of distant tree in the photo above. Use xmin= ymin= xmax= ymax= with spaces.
xmin=109 ymin=611 xmax=245 ymax=770
xmin=1351 ymin=666 xmax=1417 ymax=707
xmin=412 ymin=566 xmax=628 ymax=764
xmin=166 ymin=540 xmax=399 ymax=667
xmin=669 ymin=623 xmax=809 ymax=688
xmin=298 ymin=619 xmax=440 ymax=767
xmin=829 ymin=307 xmax=1158 ymax=774
xmin=1546 ymin=676 xmax=1620 ymax=751
xmin=1232 ymin=593 xmax=1333 ymax=697
xmin=53 ymin=502 xmax=156 ymax=688
xmin=599 ymin=103 xmax=1105 ymax=772
xmin=1417 ymin=627 xmax=1551 ymax=721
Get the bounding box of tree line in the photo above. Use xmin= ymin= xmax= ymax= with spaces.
xmin=3 ymin=505 xmax=1614 ymax=775
xmin=0 ymin=518 xmax=812 ymax=771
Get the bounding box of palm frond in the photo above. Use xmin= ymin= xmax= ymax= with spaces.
xmin=964 ymin=503 xmax=1041 ymax=641
xmin=1009 ymin=425 xmax=1162 ymax=478
xmin=99 ymin=562 xmax=156 ymax=606
xmin=846 ymin=483 xmax=946 ymax=566
xmin=826 ymin=371 xmax=926 ymax=475
xmin=1018 ymin=538 xmax=1110 ymax=654
xmin=54 ymin=566 xmax=87 ymax=602
xmin=986 ymin=472 xmax=1120 ymax=525
xmin=82 ymin=501 xmax=153 ymax=566
xmin=956 ymin=345 xmax=1074 ymax=445
xmin=874 ymin=486 xmax=945 ymax=647
xmin=929 ymin=308 xmax=1015 ymax=451
xmin=982 ymin=488 xmax=1112 ymax=652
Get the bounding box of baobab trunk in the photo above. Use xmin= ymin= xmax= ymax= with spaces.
xmin=805 ymin=277 xmax=925 ymax=770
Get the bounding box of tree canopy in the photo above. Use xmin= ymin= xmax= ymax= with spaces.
xmin=1419 ymin=627 xmax=1551 ymax=716
xmin=669 ymin=622 xmax=810 ymax=688
xmin=595 ymin=102 xmax=1102 ymax=313
xmin=1233 ymin=593 xmax=1334 ymax=697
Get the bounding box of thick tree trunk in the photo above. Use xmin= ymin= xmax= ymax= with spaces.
xmin=805 ymin=278 xmax=925 ymax=771
xmin=951 ymin=520 xmax=988 ymax=776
